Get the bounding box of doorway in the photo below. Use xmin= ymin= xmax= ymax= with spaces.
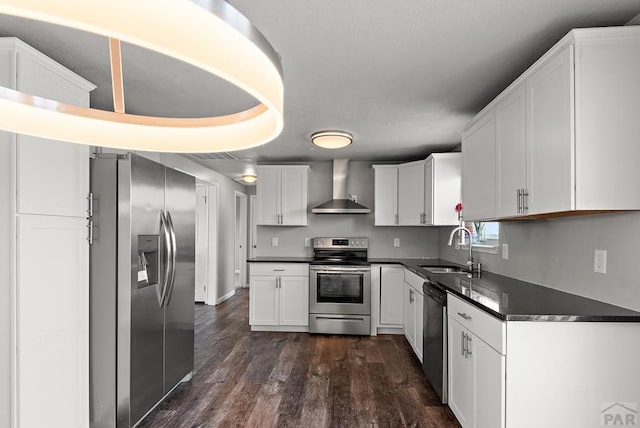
xmin=249 ymin=195 xmax=257 ymax=259
xmin=234 ymin=191 xmax=248 ymax=289
xmin=194 ymin=182 xmax=219 ymax=305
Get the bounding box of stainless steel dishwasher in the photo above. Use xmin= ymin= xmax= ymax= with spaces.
xmin=423 ymin=279 xmax=447 ymax=403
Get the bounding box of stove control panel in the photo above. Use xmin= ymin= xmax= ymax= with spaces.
xmin=313 ymin=237 xmax=368 ymax=249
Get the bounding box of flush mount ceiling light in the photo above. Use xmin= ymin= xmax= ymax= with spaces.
xmin=0 ymin=0 xmax=284 ymax=153
xmin=242 ymin=174 xmax=257 ymax=183
xmin=311 ymin=131 xmax=352 ymax=149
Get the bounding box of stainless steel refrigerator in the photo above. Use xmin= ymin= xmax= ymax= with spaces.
xmin=89 ymin=153 xmax=195 ymax=427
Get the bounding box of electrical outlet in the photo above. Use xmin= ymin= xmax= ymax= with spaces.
xmin=351 ymin=194 xmax=358 ymax=202
xmin=502 ymin=244 xmax=509 ymax=260
xmin=393 ymin=238 xmax=400 ymax=247
xmin=594 ymin=249 xmax=607 ymax=274
xmin=271 ymin=237 xmax=279 ymax=247
xmin=304 ymin=237 xmax=311 ymax=247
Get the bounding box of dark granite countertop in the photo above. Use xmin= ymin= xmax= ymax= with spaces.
xmin=371 ymin=258 xmax=640 ymax=322
xmin=248 ymin=256 xmax=640 ymax=322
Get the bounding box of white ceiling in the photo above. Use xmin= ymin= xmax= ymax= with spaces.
xmin=1 ymin=2 xmax=639 ymax=181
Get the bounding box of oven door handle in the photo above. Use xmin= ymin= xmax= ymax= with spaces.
xmin=310 ymin=266 xmax=370 ymax=273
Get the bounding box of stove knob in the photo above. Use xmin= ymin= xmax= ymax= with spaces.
xmin=350 ymin=240 xmax=355 ymax=245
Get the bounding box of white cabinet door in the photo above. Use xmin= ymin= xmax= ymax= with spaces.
xmin=462 ymin=110 xmax=496 ymax=221
xmin=414 ymin=290 xmax=424 ymax=364
xmin=17 ymin=215 xmax=89 ymax=428
xmin=403 ymin=282 xmax=417 ymax=348
xmin=380 ymin=267 xmax=404 ymax=325
xmin=256 ymin=168 xmax=280 ymax=225
xmin=16 ymin=53 xmax=90 ymax=218
xmin=471 ymin=335 xmax=505 ymax=428
xmin=448 ymin=318 xmax=471 ymax=427
xmin=249 ymin=276 xmax=278 ymax=325
xmin=281 ymin=167 xmax=308 ymax=226
xmin=423 ymin=158 xmax=434 ymax=225
xmin=279 ymin=276 xmax=309 ymax=326
xmin=526 ymin=45 xmax=574 ymax=215
xmin=398 ymin=162 xmax=425 ymax=225
xmin=496 ymin=85 xmax=526 ymax=218
xmin=373 ymin=166 xmax=398 ymax=226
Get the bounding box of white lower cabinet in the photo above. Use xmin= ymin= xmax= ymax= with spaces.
xmin=447 ymin=292 xmax=640 ymax=428
xmin=380 ymin=266 xmax=404 ymax=326
xmin=403 ymin=269 xmax=424 ymax=363
xmin=249 ymin=263 xmax=309 ymax=331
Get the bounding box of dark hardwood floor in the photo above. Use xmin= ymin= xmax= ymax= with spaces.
xmin=139 ymin=289 xmax=460 ymax=427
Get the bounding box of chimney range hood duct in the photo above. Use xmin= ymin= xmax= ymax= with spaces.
xmin=312 ymin=159 xmax=371 ymax=214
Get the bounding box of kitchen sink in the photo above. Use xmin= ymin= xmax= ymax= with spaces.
xmin=419 ymin=265 xmax=469 ymax=274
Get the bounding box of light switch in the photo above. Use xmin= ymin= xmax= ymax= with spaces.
xmin=502 ymin=244 xmax=509 ymax=260
xmin=393 ymin=238 xmax=400 ymax=247
xmin=271 ymin=237 xmax=279 ymax=247
xmin=304 ymin=237 xmax=311 ymax=247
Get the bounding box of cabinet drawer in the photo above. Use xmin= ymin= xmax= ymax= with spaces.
xmin=448 ymin=293 xmax=505 ymax=354
xmin=249 ymin=263 xmax=309 ymax=277
xmin=404 ymin=269 xmax=425 ymax=293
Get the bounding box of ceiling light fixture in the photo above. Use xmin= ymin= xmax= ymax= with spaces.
xmin=242 ymin=174 xmax=257 ymax=183
xmin=0 ymin=0 xmax=284 ymax=153
xmin=311 ymin=131 xmax=353 ymax=149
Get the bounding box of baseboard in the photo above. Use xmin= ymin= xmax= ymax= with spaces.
xmin=216 ymin=289 xmax=235 ymax=305
xmin=376 ymin=327 xmax=405 ymax=335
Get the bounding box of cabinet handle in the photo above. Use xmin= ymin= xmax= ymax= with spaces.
xmin=466 ymin=334 xmax=472 ymax=358
xmin=523 ymin=189 xmax=529 ymax=212
xmin=517 ymin=189 xmax=522 ymax=213
xmin=395 ymin=213 xmax=399 ymax=225
xmin=457 ymin=312 xmax=472 ymax=321
xmin=461 ymin=331 xmax=465 ymax=357
xmin=409 ymin=289 xmax=414 ymax=303
xmin=273 ymin=269 xmax=285 ymax=272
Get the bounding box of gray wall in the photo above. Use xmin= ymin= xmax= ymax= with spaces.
xmin=438 ymin=212 xmax=640 ymax=311
xmin=256 ymin=161 xmax=441 ymax=258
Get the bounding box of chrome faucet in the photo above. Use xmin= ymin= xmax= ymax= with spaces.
xmin=447 ymin=226 xmax=481 ymax=273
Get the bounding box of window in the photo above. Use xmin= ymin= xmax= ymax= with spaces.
xmin=456 ymin=221 xmax=500 ymax=253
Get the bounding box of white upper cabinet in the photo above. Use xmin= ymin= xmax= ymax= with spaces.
xmin=462 ymin=111 xmax=497 ymax=221
xmin=372 ymin=165 xmax=399 ymax=226
xmin=387 ymin=153 xmax=461 ymax=226
xmin=496 ymin=85 xmax=526 ymax=218
xmin=398 ymin=161 xmax=425 ymax=225
xmin=525 ymin=45 xmax=574 ymax=215
xmin=461 ymin=27 xmax=640 ymax=220
xmin=256 ymin=165 xmax=309 ymax=226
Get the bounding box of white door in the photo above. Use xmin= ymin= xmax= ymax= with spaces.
xmin=404 ymin=283 xmax=416 ymax=348
xmin=17 ymin=215 xmax=89 ymax=428
xmin=249 ymin=276 xmax=279 ymax=326
xmin=448 ymin=318 xmax=471 ymax=427
xmin=373 ymin=166 xmax=399 ymax=226
xmin=281 ymin=167 xmax=308 ymax=226
xmin=206 ymin=184 xmax=219 ymax=305
xmin=526 ymin=45 xmax=574 ymax=215
xmin=462 ymin=110 xmax=497 ymax=221
xmin=279 ymin=276 xmax=309 ymax=326
xmin=380 ymin=267 xmax=404 ymax=325
xmin=194 ymin=185 xmax=208 ymax=302
xmin=256 ymin=167 xmax=280 ymax=225
xmin=496 ymin=85 xmax=526 ymax=218
xmin=471 ymin=335 xmax=506 ymax=428
xmin=234 ymin=192 xmax=248 ymax=288
xmin=398 ymin=162 xmax=425 ymax=225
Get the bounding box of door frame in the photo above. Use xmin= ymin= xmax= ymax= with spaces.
xmin=205 ymin=182 xmax=219 ymax=305
xmin=234 ymin=191 xmax=248 ymax=289
xmin=194 ymin=184 xmax=208 ymax=303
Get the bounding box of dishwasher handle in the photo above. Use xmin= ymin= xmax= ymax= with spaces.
xmin=424 ymin=281 xmax=446 ymax=305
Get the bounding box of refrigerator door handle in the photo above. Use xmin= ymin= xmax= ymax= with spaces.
xmin=159 ymin=211 xmax=172 ymax=308
xmin=165 ymin=210 xmax=178 ymax=306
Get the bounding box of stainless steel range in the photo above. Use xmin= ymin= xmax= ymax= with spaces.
xmin=309 ymin=237 xmax=371 ymax=335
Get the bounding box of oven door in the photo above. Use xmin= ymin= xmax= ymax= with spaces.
xmin=309 ymin=265 xmax=371 ymax=315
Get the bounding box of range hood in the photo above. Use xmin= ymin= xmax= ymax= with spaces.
xmin=312 ymin=159 xmax=370 ymax=214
